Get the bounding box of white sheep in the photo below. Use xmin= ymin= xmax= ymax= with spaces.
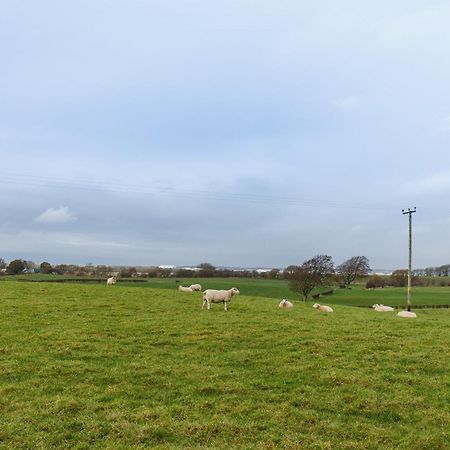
xmin=178 ymin=285 xmax=194 ymax=293
xmin=189 ymin=284 xmax=202 ymax=291
xmin=278 ymin=299 xmax=293 ymax=309
xmin=202 ymin=287 xmax=240 ymax=311
xmin=372 ymin=304 xmax=395 ymax=312
xmin=313 ymin=303 xmax=333 ymax=313
xmin=106 ymin=276 xmax=117 ymax=286
xmin=397 ymin=310 xmax=417 ymax=318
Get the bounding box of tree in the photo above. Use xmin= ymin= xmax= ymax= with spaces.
xmin=389 ymin=269 xmax=408 ymax=287
xmin=286 ymin=255 xmax=334 ymax=300
xmin=267 ymin=269 xmax=281 ymax=279
xmin=337 ymin=256 xmax=371 ymax=288
xmin=40 ymin=261 xmax=53 ymax=274
xmin=197 ymin=263 xmax=216 ymax=278
xmin=7 ymin=259 xmax=26 ymax=275
xmin=0 ymin=258 xmax=6 ymax=270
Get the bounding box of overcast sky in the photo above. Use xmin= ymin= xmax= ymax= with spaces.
xmin=1 ymin=0 xmax=450 ymax=269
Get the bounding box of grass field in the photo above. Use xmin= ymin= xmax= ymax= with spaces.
xmin=0 ymin=281 xmax=449 ymax=449
xmin=3 ymin=275 xmax=450 ymax=308
xmin=140 ymin=278 xmax=450 ymax=308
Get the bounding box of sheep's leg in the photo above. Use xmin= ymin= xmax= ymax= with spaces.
xmin=207 ymin=301 xmax=211 ymax=310
xmin=224 ymin=301 xmax=228 ymax=311
xmin=202 ymin=300 xmax=207 ymax=309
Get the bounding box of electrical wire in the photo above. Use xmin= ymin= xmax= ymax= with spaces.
xmin=0 ymin=171 xmax=404 ymax=211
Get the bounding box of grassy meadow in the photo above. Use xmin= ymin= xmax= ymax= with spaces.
xmin=0 ymin=281 xmax=449 ymax=449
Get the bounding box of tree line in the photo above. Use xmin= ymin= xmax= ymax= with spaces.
xmin=2 ymin=256 xmax=449 ymax=299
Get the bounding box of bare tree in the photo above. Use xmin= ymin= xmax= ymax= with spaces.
xmin=337 ymin=256 xmax=371 ymax=288
xmin=197 ymin=263 xmax=216 ymax=277
xmin=287 ymin=255 xmax=334 ymax=300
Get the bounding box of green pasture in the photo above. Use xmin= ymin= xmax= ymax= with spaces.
xmin=0 ymin=281 xmax=449 ymax=449
xmin=141 ymin=278 xmax=450 ymax=308
xmin=3 ymin=274 xmax=450 ymax=307
xmin=3 ymin=274 xmax=450 ymax=308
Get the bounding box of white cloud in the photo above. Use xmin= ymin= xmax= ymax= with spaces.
xmin=33 ymin=206 xmax=77 ymax=224
xmin=330 ymin=96 xmax=359 ymax=112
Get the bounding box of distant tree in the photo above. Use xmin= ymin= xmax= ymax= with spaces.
xmin=437 ymin=264 xmax=450 ymax=277
xmin=286 ymin=255 xmax=334 ymax=300
xmin=94 ymin=265 xmax=113 ymax=276
xmin=197 ymin=263 xmax=216 ymax=278
xmin=25 ymin=260 xmax=37 ymax=270
xmin=365 ymin=275 xmax=386 ymax=289
xmin=267 ymin=268 xmax=281 ymax=279
xmin=389 ymin=269 xmax=409 ymax=287
xmin=0 ymin=258 xmax=6 ymax=270
xmin=7 ymin=259 xmax=26 ymax=275
xmin=40 ymin=261 xmax=53 ymax=274
xmin=337 ymin=256 xmax=371 ymax=288
xmin=120 ymin=267 xmax=137 ymax=278
xmin=175 ymin=268 xmax=195 ymax=277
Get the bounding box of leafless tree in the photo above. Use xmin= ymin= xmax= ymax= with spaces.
xmin=287 ymin=255 xmax=334 ymax=300
xmin=337 ymin=256 xmax=371 ymax=288
xmin=197 ymin=263 xmax=216 ymax=277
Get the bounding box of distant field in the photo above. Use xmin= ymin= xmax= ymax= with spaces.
xmin=141 ymin=278 xmax=450 ymax=308
xmin=0 ymin=281 xmax=449 ymax=448
xmin=2 ymin=275 xmax=450 ymax=307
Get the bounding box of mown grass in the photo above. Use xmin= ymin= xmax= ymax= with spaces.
xmin=0 ymin=281 xmax=449 ymax=449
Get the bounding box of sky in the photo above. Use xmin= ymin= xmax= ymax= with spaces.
xmin=1 ymin=0 xmax=450 ymax=270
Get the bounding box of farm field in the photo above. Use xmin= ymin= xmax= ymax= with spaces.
xmin=4 ymin=275 xmax=450 ymax=307
xmin=141 ymin=278 xmax=450 ymax=308
xmin=0 ymin=281 xmax=449 ymax=449
xmin=0 ymin=275 xmax=450 ymax=308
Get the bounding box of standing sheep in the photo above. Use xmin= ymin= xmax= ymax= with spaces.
xmin=178 ymin=286 xmax=194 ymax=293
xmin=278 ymin=299 xmax=294 ymax=309
xmin=189 ymin=284 xmax=202 ymax=291
xmin=313 ymin=303 xmax=333 ymax=313
xmin=202 ymin=287 xmax=240 ymax=311
xmin=106 ymin=276 xmax=117 ymax=286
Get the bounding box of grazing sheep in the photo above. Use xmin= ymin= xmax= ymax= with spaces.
xmin=278 ymin=299 xmax=294 ymax=309
xmin=106 ymin=276 xmax=117 ymax=286
xmin=372 ymin=304 xmax=395 ymax=312
xmin=202 ymin=287 xmax=240 ymax=311
xmin=397 ymin=310 xmax=417 ymax=318
xmin=178 ymin=285 xmax=194 ymax=293
xmin=313 ymin=303 xmax=333 ymax=313
xmin=189 ymin=284 xmax=202 ymax=291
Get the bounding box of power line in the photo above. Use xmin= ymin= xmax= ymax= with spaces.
xmin=0 ymin=171 xmax=402 ymax=211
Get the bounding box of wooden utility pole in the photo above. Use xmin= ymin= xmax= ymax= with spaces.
xmin=402 ymin=207 xmax=416 ymax=311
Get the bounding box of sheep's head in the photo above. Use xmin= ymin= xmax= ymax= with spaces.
xmin=231 ymin=287 xmax=240 ymax=296
xmin=312 ymin=303 xmax=320 ymax=309
xmin=372 ymin=304 xmax=378 ymax=309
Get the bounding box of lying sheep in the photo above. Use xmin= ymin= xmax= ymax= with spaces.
xmin=106 ymin=276 xmax=117 ymax=286
xmin=372 ymin=304 xmax=395 ymax=312
xmin=189 ymin=284 xmax=202 ymax=291
xmin=202 ymin=287 xmax=240 ymax=311
xmin=178 ymin=285 xmax=194 ymax=293
xmin=278 ymin=299 xmax=293 ymax=309
xmin=397 ymin=310 xmax=417 ymax=318
xmin=313 ymin=303 xmax=333 ymax=313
